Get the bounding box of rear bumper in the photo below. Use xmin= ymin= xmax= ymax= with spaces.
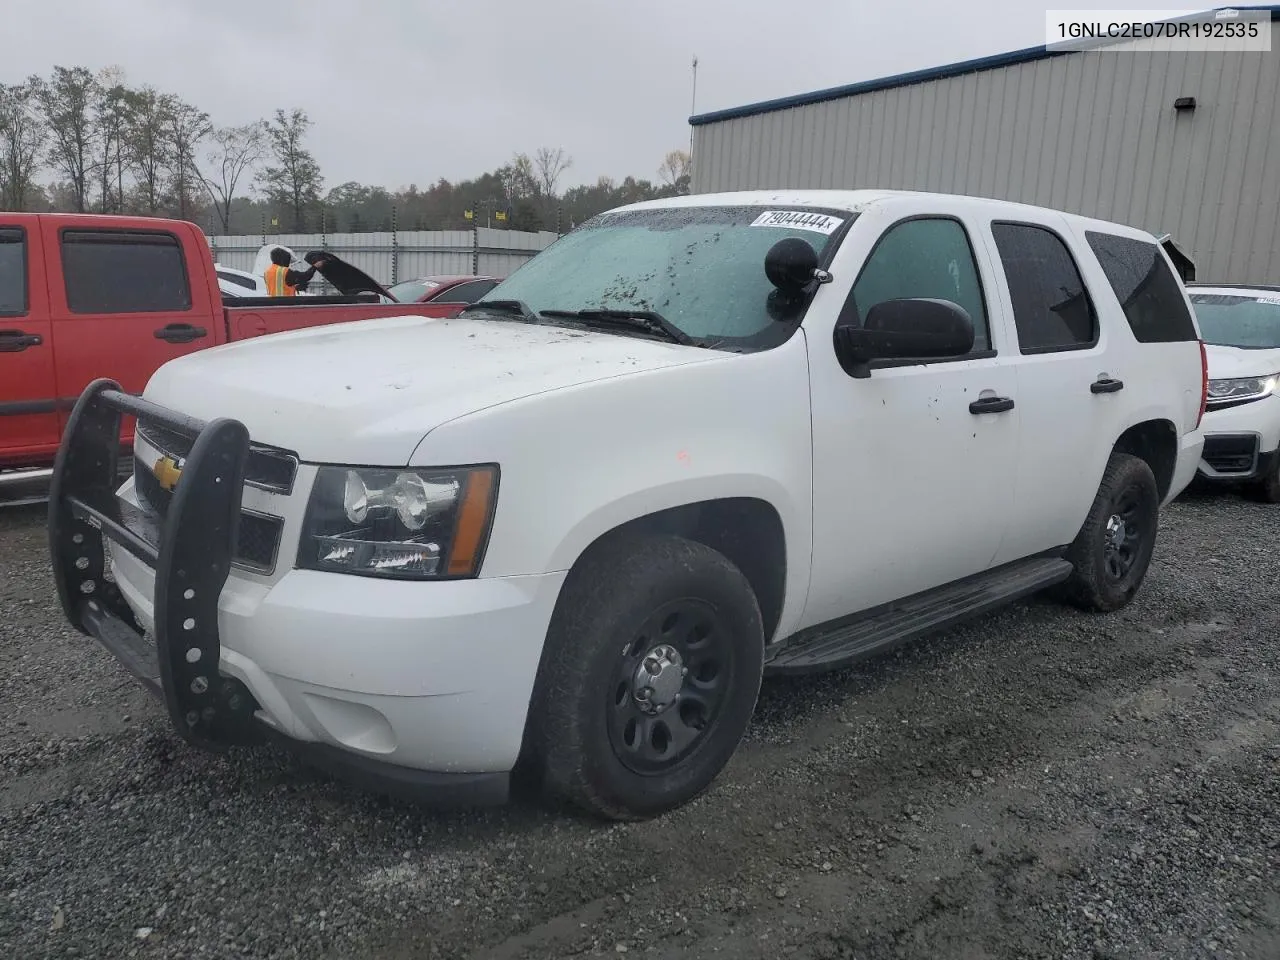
xmin=1167 ymin=429 xmax=1205 ymax=504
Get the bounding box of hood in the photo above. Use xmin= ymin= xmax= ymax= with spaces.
xmin=1204 ymin=343 xmax=1280 ymax=380
xmin=303 ymin=250 xmax=394 ymax=300
xmin=143 ymin=316 xmax=718 ymax=464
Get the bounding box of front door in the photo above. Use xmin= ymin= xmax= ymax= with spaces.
xmin=0 ymin=222 xmax=58 ymax=465
xmin=802 ymin=211 xmax=1021 ymax=629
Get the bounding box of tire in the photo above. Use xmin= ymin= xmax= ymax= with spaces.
xmin=1254 ymin=461 xmax=1280 ymax=503
xmin=1061 ymin=452 xmax=1160 ymax=613
xmin=525 ymin=534 xmax=765 ymax=821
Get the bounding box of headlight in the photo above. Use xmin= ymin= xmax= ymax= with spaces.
xmin=299 ymin=465 xmax=498 ymax=579
xmin=1206 ymin=375 xmax=1280 ymax=404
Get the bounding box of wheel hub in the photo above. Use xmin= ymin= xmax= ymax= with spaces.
xmin=632 ymin=643 xmax=686 ymax=714
xmin=1105 ymin=513 xmax=1127 ymax=552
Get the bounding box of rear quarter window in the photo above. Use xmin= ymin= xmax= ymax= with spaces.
xmin=61 ymin=230 xmax=192 ymax=314
xmin=1085 ymin=231 xmax=1198 ymax=342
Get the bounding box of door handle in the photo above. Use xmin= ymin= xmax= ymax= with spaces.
xmin=969 ymin=396 xmax=1015 ymax=415
xmin=0 ymin=329 xmax=42 ymax=352
xmin=154 ymin=323 xmax=208 ymax=344
xmin=1091 ymin=377 xmax=1125 ymax=394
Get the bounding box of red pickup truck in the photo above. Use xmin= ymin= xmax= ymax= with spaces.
xmin=0 ymin=213 xmax=459 ymax=492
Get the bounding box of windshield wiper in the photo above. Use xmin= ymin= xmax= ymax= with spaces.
xmin=458 ymin=299 xmax=540 ymax=322
xmin=539 ymin=308 xmax=695 ymax=346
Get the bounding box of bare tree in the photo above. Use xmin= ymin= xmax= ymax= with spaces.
xmin=658 ymin=149 xmax=691 ymax=193
xmin=533 ymin=146 xmax=572 ymax=199
xmin=0 ymin=81 xmax=47 ymax=211
xmin=33 ymin=66 xmax=99 ymax=212
xmin=199 ymin=123 xmax=265 ymax=233
xmin=498 ymin=152 xmax=539 ymax=202
xmin=92 ymin=67 xmax=131 ymax=213
xmin=257 ymin=108 xmax=322 ymax=231
xmin=125 ymin=87 xmax=172 ymax=214
xmin=164 ymin=99 xmax=211 ymax=220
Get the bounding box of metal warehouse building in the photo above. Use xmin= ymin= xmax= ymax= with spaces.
xmin=689 ymin=10 xmax=1280 ymax=283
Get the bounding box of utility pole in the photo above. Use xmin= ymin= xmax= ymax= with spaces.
xmin=689 ymin=56 xmax=698 ymax=163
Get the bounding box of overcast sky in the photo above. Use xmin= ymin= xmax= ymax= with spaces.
xmin=5 ymin=1 xmax=1237 ymax=191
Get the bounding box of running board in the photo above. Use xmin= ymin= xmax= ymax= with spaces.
xmin=766 ymin=557 xmax=1074 ymax=675
xmin=0 ymin=467 xmax=54 ymax=487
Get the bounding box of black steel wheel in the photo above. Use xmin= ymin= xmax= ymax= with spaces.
xmin=524 ymin=534 xmax=764 ymax=820
xmin=1062 ymin=452 xmax=1160 ymax=613
xmin=607 ymin=598 xmax=734 ymax=775
xmin=1102 ymin=487 xmax=1145 ymax=581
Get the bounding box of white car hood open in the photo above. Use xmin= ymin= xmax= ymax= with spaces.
xmin=144 ymin=315 xmax=716 ymax=464
xmin=1204 ymin=343 xmax=1280 ymax=381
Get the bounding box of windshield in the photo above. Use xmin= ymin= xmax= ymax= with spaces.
xmin=479 ymin=205 xmax=852 ymax=347
xmin=387 ymin=278 xmax=441 ymax=302
xmin=1190 ymin=292 xmax=1280 ymax=348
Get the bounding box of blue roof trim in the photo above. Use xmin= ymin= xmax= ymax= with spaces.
xmin=690 ymin=6 xmax=1280 ymax=127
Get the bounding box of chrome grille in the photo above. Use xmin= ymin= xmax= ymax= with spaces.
xmin=133 ymin=421 xmax=287 ymax=575
xmin=136 ymin=421 xmax=298 ymax=494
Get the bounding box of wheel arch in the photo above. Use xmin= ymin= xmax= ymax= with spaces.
xmin=554 ymin=495 xmax=791 ymax=646
xmin=1111 ymin=417 xmax=1179 ymax=501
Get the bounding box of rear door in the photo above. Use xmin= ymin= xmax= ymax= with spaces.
xmin=980 ymin=215 xmax=1126 ymax=564
xmin=0 ymin=219 xmax=58 ymax=463
xmin=44 ymin=220 xmax=218 ymax=434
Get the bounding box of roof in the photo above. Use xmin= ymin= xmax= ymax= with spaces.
xmin=396 ymin=275 xmax=498 ymax=286
xmin=612 ymin=188 xmax=1165 ymax=239
xmin=1187 ymin=283 xmax=1280 ymax=294
xmin=618 ymin=188 xmax=900 ymax=214
xmin=689 ymin=6 xmax=1280 ymax=127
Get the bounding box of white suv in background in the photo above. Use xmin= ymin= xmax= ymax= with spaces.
xmin=50 ymin=190 xmax=1207 ymax=820
xmin=1187 ymin=284 xmax=1280 ymax=500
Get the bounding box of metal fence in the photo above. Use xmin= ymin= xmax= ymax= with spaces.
xmin=207 ymin=227 xmax=560 ymax=289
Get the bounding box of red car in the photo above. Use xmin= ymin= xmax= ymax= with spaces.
xmin=387 ymin=275 xmax=502 ymax=307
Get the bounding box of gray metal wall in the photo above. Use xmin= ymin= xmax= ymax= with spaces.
xmin=692 ymin=24 xmax=1280 ymax=283
xmin=208 ymin=227 xmax=559 ymax=287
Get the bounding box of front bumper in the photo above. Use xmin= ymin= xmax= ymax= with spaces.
xmin=48 ymin=380 xmax=563 ymax=805
xmin=1196 ymin=395 xmax=1280 ymax=483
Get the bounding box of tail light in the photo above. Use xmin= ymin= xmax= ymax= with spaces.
xmin=1196 ymin=339 xmax=1208 ymax=429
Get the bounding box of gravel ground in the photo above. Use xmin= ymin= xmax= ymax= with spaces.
xmin=1 ymin=488 xmax=1278 ymax=960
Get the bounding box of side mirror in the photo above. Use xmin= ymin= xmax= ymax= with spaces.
xmin=833 ymin=298 xmax=975 ymax=378
xmin=765 ymin=237 xmax=819 ymax=295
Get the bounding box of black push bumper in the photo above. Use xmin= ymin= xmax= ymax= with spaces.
xmin=49 ymin=378 xmax=261 ymax=749
xmin=48 ymin=379 xmax=509 ymax=805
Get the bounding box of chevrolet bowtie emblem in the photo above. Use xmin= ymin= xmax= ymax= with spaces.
xmin=152 ymin=455 xmax=183 ymax=492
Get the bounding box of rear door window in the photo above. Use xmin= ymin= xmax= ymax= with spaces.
xmin=61 ymin=230 xmax=191 ymax=314
xmin=992 ymin=222 xmax=1097 ymax=353
xmin=1085 ymin=232 xmax=1197 ymax=342
xmin=0 ymin=227 xmax=27 ymax=316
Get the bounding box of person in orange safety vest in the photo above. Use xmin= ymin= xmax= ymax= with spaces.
xmin=264 ymin=247 xmax=325 ymax=296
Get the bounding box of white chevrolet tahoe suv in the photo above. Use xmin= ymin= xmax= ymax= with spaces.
xmin=1186 ymin=284 xmax=1280 ymax=500
xmin=49 ymin=190 xmax=1207 ymax=820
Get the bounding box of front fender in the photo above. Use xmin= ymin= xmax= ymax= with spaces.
xmin=411 ymin=339 xmax=816 ymax=639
